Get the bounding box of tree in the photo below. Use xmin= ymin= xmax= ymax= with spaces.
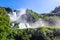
xmin=0 ymin=7 xmax=11 ymax=40
xmin=5 ymin=7 xmax=12 ymax=13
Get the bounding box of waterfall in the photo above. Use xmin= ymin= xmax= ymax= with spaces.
xmin=8 ymin=9 xmax=32 ymax=28
xmin=29 ymin=19 xmax=49 ymax=28
xmin=8 ymin=9 xmax=60 ymax=29
xmin=8 ymin=12 xmax=17 ymax=22
xmin=19 ymin=23 xmax=31 ymax=29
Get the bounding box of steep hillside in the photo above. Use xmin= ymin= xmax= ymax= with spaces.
xmin=0 ymin=7 xmax=11 ymax=40
xmin=2 ymin=6 xmax=60 ymax=29
xmin=52 ymin=6 xmax=60 ymax=13
xmin=4 ymin=8 xmax=60 ymax=29
xmin=1 ymin=7 xmax=60 ymax=40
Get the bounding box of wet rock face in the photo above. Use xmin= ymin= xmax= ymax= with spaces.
xmin=8 ymin=9 xmax=36 ymax=23
xmin=8 ymin=9 xmax=60 ymax=29
xmin=46 ymin=18 xmax=56 ymax=26
xmin=43 ymin=17 xmax=60 ymax=27
xmin=20 ymin=13 xmax=35 ymax=23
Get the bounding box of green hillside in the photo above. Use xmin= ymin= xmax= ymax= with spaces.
xmin=0 ymin=7 xmax=60 ymax=40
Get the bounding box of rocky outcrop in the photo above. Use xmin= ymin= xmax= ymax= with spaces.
xmin=8 ymin=9 xmax=60 ymax=29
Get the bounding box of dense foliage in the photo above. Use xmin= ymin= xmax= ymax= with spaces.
xmin=5 ymin=7 xmax=12 ymax=13
xmin=27 ymin=9 xmax=40 ymax=22
xmin=5 ymin=27 xmax=60 ymax=40
xmin=0 ymin=7 xmax=11 ymax=40
xmin=0 ymin=7 xmax=60 ymax=40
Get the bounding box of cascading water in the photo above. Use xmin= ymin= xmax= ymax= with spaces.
xmin=8 ymin=9 xmax=32 ymax=29
xmin=30 ymin=19 xmax=49 ymax=28
xmin=9 ymin=9 xmax=60 ymax=29
xmin=8 ymin=12 xmax=17 ymax=22
xmin=8 ymin=9 xmax=48 ymax=29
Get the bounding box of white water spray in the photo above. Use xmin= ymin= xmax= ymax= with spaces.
xmin=8 ymin=9 xmax=60 ymax=29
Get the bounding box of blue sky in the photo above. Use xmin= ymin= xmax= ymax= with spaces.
xmin=0 ymin=0 xmax=60 ymax=13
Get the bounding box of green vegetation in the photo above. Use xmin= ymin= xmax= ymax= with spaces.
xmin=26 ymin=9 xmax=60 ymax=22
xmin=0 ymin=7 xmax=60 ymax=40
xmin=0 ymin=7 xmax=11 ymax=40
xmin=12 ymin=22 xmax=19 ymax=28
xmin=26 ymin=9 xmax=55 ymax=21
xmin=0 ymin=7 xmax=12 ymax=13
xmin=27 ymin=9 xmax=40 ymax=21
xmin=5 ymin=7 xmax=12 ymax=13
xmin=7 ymin=26 xmax=60 ymax=40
